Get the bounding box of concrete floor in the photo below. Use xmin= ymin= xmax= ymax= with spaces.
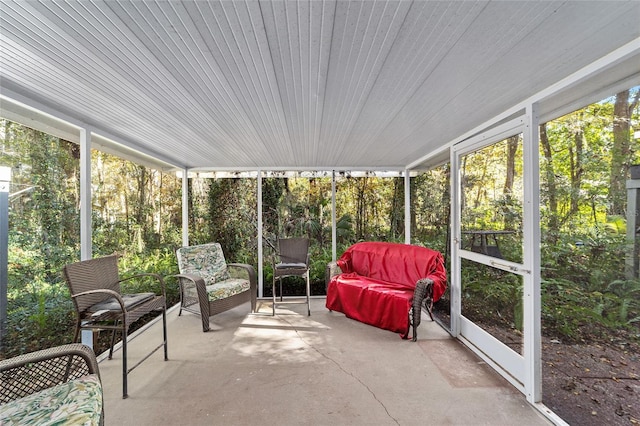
xmin=99 ymin=298 xmax=551 ymax=426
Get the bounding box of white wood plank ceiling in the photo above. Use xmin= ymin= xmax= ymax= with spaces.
xmin=1 ymin=1 xmax=639 ymax=171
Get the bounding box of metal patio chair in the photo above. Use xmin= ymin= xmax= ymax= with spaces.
xmin=272 ymin=237 xmax=311 ymax=316
xmin=63 ymin=255 xmax=168 ymax=399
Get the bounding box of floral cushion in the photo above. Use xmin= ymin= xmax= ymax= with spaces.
xmin=206 ymin=278 xmax=251 ymax=302
xmin=176 ymin=243 xmax=231 ymax=284
xmin=0 ymin=374 xmax=102 ymax=426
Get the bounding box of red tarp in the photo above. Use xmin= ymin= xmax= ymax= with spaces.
xmin=326 ymin=242 xmax=447 ymax=336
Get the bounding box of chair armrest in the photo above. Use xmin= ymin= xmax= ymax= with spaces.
xmin=172 ymin=273 xmax=207 ymax=292
xmin=171 ymin=273 xmax=205 ymax=284
xmin=325 ymin=261 xmax=342 ymax=290
xmin=227 ymin=263 xmax=257 ymax=312
xmin=172 ymin=272 xmax=209 ymax=305
xmin=327 ymin=260 xmax=342 ymax=277
xmin=72 ymin=289 xmax=126 ymax=311
xmin=227 ymin=263 xmax=257 ymax=287
xmin=119 ymin=273 xmax=167 ymax=298
xmin=0 ymin=343 xmax=100 ymax=402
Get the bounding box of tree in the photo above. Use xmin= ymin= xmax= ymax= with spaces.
xmin=207 ymin=178 xmax=256 ymax=261
xmin=262 ymin=177 xmax=286 ymax=240
xmin=389 ymin=177 xmax=404 ymax=240
xmin=540 ymin=123 xmax=560 ymax=243
xmin=503 ymin=135 xmax=519 ymax=195
xmin=609 ymin=89 xmax=640 ymax=216
xmin=502 ymin=135 xmax=521 ymax=231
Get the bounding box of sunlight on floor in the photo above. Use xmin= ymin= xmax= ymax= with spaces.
xmin=231 ymin=301 xmax=331 ymax=364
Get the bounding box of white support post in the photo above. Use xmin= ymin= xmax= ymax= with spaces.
xmin=182 ymin=168 xmax=189 ymax=247
xmin=331 ymin=171 xmax=337 ymax=261
xmin=523 ymin=103 xmax=542 ymax=403
xmin=626 ymin=179 xmax=640 ymax=279
xmin=79 ymin=127 xmax=92 ymax=348
xmin=404 ymin=169 xmax=411 ymax=244
xmin=79 ymin=128 xmax=92 ymax=261
xmin=0 ymin=166 xmax=10 ymax=349
xmin=450 ymin=147 xmax=461 ymax=337
xmin=257 ymin=170 xmax=263 ymax=298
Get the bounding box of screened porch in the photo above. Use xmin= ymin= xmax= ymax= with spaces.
xmin=1 ymin=1 xmax=640 ymax=425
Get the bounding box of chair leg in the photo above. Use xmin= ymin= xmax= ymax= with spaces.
xmin=109 ymin=328 xmax=117 ymax=360
xmin=425 ymin=281 xmax=434 ymax=321
xmin=272 ymin=275 xmax=277 ymax=316
xmin=72 ymin=320 xmax=81 ymax=343
xmin=177 ymin=280 xmax=184 ymax=316
xmin=426 ymin=297 xmax=434 ymax=321
xmin=122 ymin=325 xmax=128 ymax=399
xmin=200 ymin=303 xmax=211 ymax=332
xmin=162 ymin=307 xmax=168 ymax=361
xmin=305 ymin=270 xmax=311 ymax=316
xmin=411 ymin=279 xmax=433 ymax=341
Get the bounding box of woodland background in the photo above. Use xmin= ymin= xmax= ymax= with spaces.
xmin=0 ymin=86 xmax=638 ymax=423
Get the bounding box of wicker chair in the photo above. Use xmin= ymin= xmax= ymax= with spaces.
xmin=272 ymin=237 xmax=311 ymax=316
xmin=63 ymin=255 xmax=168 ymax=399
xmin=175 ymin=243 xmax=257 ymax=332
xmin=0 ymin=343 xmax=104 ymax=425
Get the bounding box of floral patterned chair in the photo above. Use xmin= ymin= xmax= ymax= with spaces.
xmin=0 ymin=343 xmax=103 ymax=425
xmin=175 ymin=243 xmax=257 ymax=332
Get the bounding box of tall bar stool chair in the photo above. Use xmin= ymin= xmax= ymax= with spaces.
xmin=272 ymin=237 xmax=311 ymax=316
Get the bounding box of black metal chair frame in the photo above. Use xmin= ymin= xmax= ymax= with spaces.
xmin=63 ymin=255 xmax=168 ymax=399
xmin=272 ymin=237 xmax=311 ymax=316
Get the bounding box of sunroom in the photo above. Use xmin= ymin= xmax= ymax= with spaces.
xmin=1 ymin=1 xmax=639 ymax=425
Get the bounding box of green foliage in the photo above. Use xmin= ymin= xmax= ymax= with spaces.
xmin=602 ymin=280 xmax=640 ymax=324
xmin=336 ymin=214 xmax=354 ymax=244
xmin=3 ymin=282 xmax=75 ymax=358
xmin=309 ymin=245 xmax=333 ymax=290
xmin=541 ymin=231 xmax=626 ymax=292
xmin=335 ymin=175 xmax=402 ymax=242
xmin=541 ymin=278 xmax=604 ymax=340
xmin=540 ymin=276 xmax=640 ymax=342
xmin=461 ymin=261 xmax=523 ymax=330
xmin=1 ymin=120 xmax=184 ymax=357
xmin=539 ymin=231 xmax=637 ymax=341
xmin=205 ymin=178 xmax=257 ymax=260
xmin=604 ymin=215 xmax=625 ymax=234
xmin=2 ymin=86 xmax=639 ymax=357
xmin=118 ymin=249 xmax=181 ymax=307
xmin=539 ymin=227 xmax=635 ymax=341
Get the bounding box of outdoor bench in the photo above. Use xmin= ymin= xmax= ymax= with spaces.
xmin=0 ymin=343 xmax=104 ymax=425
xmin=326 ymin=241 xmax=447 ymax=340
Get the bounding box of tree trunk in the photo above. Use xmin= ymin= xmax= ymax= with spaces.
xmin=501 ymin=136 xmax=520 ymax=230
xmin=473 ymin=155 xmax=488 ymax=209
xmin=136 ymin=165 xmax=147 ymax=225
xmin=540 ymin=123 xmax=559 ymax=243
xmin=503 ymin=136 xmax=519 ymax=195
xmin=562 ymin=114 xmax=585 ymax=226
xmin=389 ymin=177 xmax=404 ymax=239
xmin=355 ymin=178 xmax=367 ymax=240
xmin=410 ymin=176 xmax=417 ymax=238
xmin=460 ymin=156 xmax=468 ymax=214
xmin=609 ymin=90 xmax=639 ymax=215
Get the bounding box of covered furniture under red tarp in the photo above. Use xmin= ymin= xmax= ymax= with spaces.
xmin=326 ymin=242 xmax=447 ymax=340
